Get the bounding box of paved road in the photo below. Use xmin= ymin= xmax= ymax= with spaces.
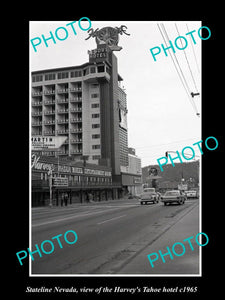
xmin=31 ymin=198 xmax=199 ymax=275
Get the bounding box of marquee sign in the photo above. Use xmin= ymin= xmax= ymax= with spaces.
xmin=53 ymin=177 xmax=68 ymax=187
xmin=31 ymin=136 xmax=67 ymax=150
xmin=88 ymin=47 xmax=108 ymax=59
xmin=85 ymin=25 xmax=130 ymax=51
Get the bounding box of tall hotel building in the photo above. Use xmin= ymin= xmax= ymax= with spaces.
xmin=31 ymin=42 xmax=141 ymax=205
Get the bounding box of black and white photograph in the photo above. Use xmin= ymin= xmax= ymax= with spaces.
xmin=13 ymin=13 xmax=222 ymax=298
xmin=29 ymin=20 xmax=202 ymax=276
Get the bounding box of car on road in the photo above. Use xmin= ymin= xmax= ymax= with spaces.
xmin=139 ymin=188 xmax=160 ymax=205
xmin=161 ymin=190 xmax=186 ymax=206
xmin=185 ymin=190 xmax=198 ymax=199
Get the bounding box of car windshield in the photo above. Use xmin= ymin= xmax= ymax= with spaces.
xmin=165 ymin=191 xmax=179 ymax=196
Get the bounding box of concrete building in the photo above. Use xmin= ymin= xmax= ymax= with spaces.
xmin=32 ymin=44 xmax=128 ymax=170
xmin=121 ymin=148 xmax=142 ymax=196
xmin=31 ymin=40 xmax=135 ymax=204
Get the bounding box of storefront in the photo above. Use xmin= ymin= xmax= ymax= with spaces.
xmin=121 ymin=173 xmax=143 ymax=196
xmin=31 ymin=153 xmax=121 ymax=206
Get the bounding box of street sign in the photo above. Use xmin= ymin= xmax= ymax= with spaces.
xmin=31 ymin=136 xmax=67 ymax=150
xmin=53 ymin=177 xmax=68 ymax=187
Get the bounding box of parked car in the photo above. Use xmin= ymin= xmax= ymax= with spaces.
xmin=161 ymin=190 xmax=186 ymax=206
xmin=139 ymin=188 xmax=159 ymax=205
xmin=185 ymin=190 xmax=198 ymax=199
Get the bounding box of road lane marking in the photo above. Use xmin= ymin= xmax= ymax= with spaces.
xmin=32 ymin=208 xmax=129 ymax=228
xmin=97 ymin=215 xmax=126 ymax=225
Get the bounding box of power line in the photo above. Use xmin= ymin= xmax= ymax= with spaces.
xmin=175 ymin=23 xmax=199 ymax=93
xmin=157 ymin=23 xmax=199 ymax=116
xmin=161 ymin=23 xmax=192 ymax=95
xmin=186 ymin=23 xmax=200 ymax=74
xmin=157 ymin=24 xmax=190 ymax=98
xmin=134 ymin=137 xmax=201 ymax=150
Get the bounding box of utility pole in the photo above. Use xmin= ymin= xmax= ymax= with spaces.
xmin=80 ymin=155 xmax=89 ymax=203
xmin=49 ymin=169 xmax=53 ymax=207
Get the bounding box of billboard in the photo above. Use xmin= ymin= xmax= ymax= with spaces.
xmin=53 ymin=177 xmax=68 ymax=187
xmin=31 ymin=136 xmax=67 ymax=150
xmin=119 ymin=108 xmax=128 ymax=130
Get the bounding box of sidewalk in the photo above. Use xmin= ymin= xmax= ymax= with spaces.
xmin=32 ymin=196 xmax=136 ymax=211
xmin=118 ymin=201 xmax=200 ymax=275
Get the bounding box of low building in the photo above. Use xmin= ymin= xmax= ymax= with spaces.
xmin=31 ymin=153 xmax=122 ymax=206
xmin=120 ymin=148 xmax=142 ymax=196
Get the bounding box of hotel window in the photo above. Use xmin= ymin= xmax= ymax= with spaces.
xmin=71 ymin=70 xmax=82 ymax=77
xmin=92 ymin=113 xmax=100 ymax=118
xmin=91 ymin=93 xmax=99 ymax=98
xmin=90 ymin=67 xmax=96 ymax=73
xmin=45 ymin=73 xmax=56 ymax=81
xmin=91 ymin=103 xmax=99 ymax=108
xmin=92 ymin=124 xmax=100 ymax=128
xmin=32 ymin=75 xmax=43 ymax=82
xmin=92 ymin=145 xmax=100 ymax=149
xmin=97 ymin=65 xmax=104 ymax=73
xmin=58 ymin=72 xmax=69 ymax=79
xmin=92 ymin=134 xmax=100 ymax=139
xmin=83 ymin=68 xmax=89 ymax=76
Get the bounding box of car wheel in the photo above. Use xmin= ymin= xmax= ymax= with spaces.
xmin=164 ymin=202 xmax=167 ymax=206
xmin=141 ymin=202 xmax=143 ymax=205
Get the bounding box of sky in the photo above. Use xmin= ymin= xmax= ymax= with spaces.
xmin=30 ymin=20 xmax=202 ymax=167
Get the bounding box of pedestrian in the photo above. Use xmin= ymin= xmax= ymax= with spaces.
xmin=88 ymin=192 xmax=93 ymax=203
xmin=61 ymin=193 xmax=64 ymax=206
xmin=64 ymin=192 xmax=68 ymax=206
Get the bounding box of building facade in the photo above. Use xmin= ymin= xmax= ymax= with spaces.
xmin=120 ymin=148 xmax=142 ymax=196
xmin=31 ymin=153 xmax=119 ymax=206
xmin=31 ymin=39 xmax=134 ymax=205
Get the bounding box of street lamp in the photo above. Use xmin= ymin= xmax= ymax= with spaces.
xmin=49 ymin=169 xmax=53 ymax=207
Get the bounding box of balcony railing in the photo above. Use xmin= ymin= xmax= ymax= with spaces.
xmin=43 ymin=90 xmax=55 ymax=95
xmin=70 ymin=107 xmax=82 ymax=112
xmin=43 ymin=130 xmax=55 ymax=135
xmin=32 ymin=91 xmax=42 ymax=96
xmin=70 ymin=128 xmax=82 ymax=133
xmin=57 ymin=119 xmax=68 ymax=124
xmin=57 ymin=109 xmax=69 ymax=114
xmin=43 ymin=120 xmax=55 ymax=125
xmin=70 ymin=97 xmax=82 ymax=102
xmin=56 ymin=129 xmax=69 ymax=134
xmin=70 ymin=139 xmax=82 ymax=144
xmin=44 ymin=100 xmax=55 ymax=105
xmin=32 ymin=101 xmax=42 ymax=106
xmin=32 ymin=121 xmax=42 ymax=126
xmin=44 ymin=110 xmax=55 ymax=115
xmin=69 ymin=87 xmax=82 ymax=92
xmin=57 ymin=98 xmax=69 ymax=104
xmin=70 ymin=118 xmax=82 ymax=123
xmin=70 ymin=149 xmax=82 ymax=154
xmin=57 ymin=88 xmax=68 ymax=94
xmin=32 ymin=111 xmax=42 ymax=116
